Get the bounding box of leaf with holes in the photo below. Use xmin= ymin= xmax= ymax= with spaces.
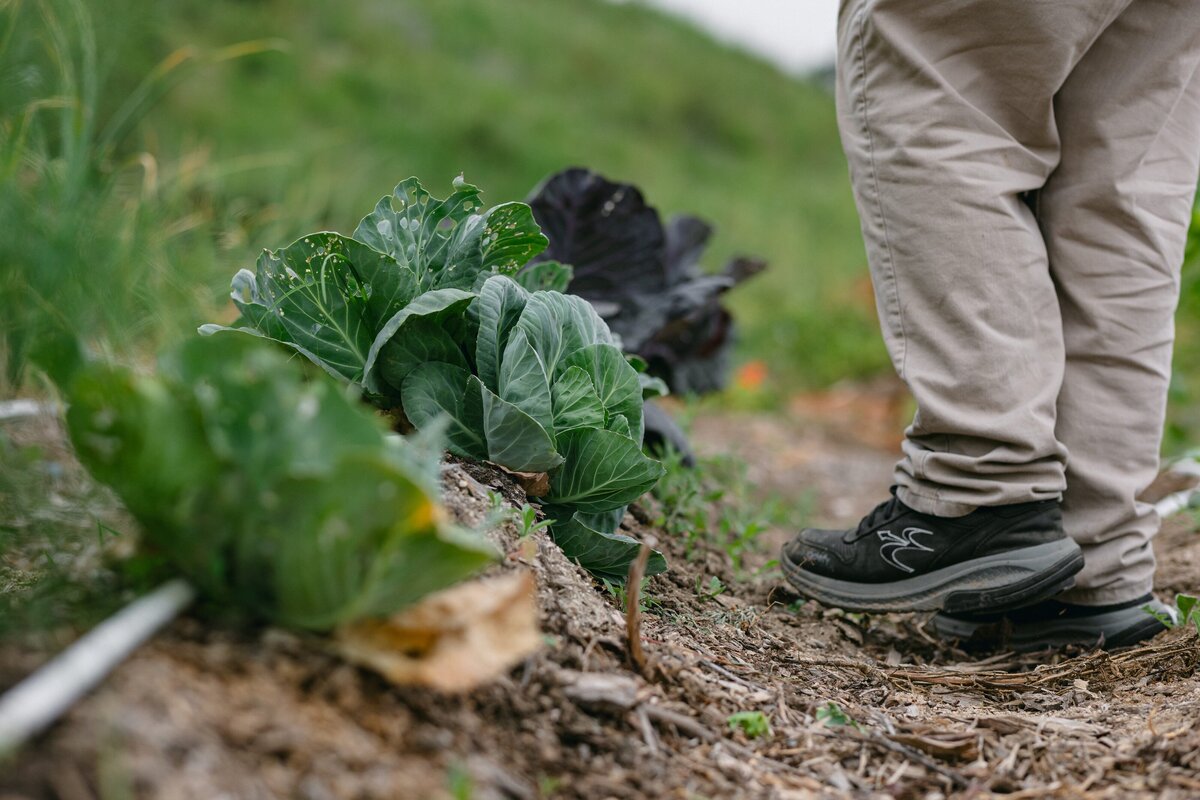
xmin=354 ymin=176 xmax=548 ymax=292
xmin=199 ymin=233 xmax=384 ymax=384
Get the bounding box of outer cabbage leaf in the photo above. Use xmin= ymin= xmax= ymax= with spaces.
xmin=478 ymin=378 xmax=563 ymax=472
xmin=638 ymin=372 xmax=669 ymax=401
xmin=513 ymin=260 xmax=573 ymax=293
xmin=198 ymin=233 xmax=421 ymax=385
xmin=544 ymin=505 xmax=668 ymax=583
xmin=538 ymin=428 xmax=665 ymax=513
xmin=172 ymin=338 xmax=381 ymax=487
xmin=474 ymin=275 xmax=530 ymax=391
xmin=268 ymin=453 xmax=493 ymax=629
xmin=65 ymin=364 xmax=216 ymax=537
xmin=363 ymin=288 xmax=476 ymax=395
xmin=64 ymin=335 xmax=494 ymax=629
xmin=400 ymin=362 xmax=488 ymax=461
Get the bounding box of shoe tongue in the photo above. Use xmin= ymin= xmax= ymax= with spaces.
xmin=854 ymin=495 xmax=901 ymax=537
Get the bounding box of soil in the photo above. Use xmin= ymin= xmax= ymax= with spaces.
xmin=3 ymin=408 xmax=1200 ymax=799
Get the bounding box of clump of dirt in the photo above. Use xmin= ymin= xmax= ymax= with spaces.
xmin=3 ymin=412 xmax=1200 ymax=799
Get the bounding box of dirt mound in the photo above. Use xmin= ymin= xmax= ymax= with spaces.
xmin=3 ymin=416 xmax=1200 ymax=799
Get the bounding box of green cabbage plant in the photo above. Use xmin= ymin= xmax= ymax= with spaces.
xmin=201 ymin=176 xmax=667 ymax=581
xmin=64 ymin=335 xmax=495 ymax=630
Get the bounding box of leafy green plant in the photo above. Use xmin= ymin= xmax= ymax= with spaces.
xmin=652 ymin=444 xmax=807 ymax=574
xmin=60 ymin=335 xmax=494 ymax=630
xmin=516 ymin=504 xmax=553 ymax=538
xmin=727 ymin=711 xmax=772 ymax=739
xmin=815 ymin=702 xmax=856 ymax=728
xmin=600 ymin=576 xmax=658 ymax=614
xmin=695 ymin=575 xmax=726 ymax=599
xmin=201 ymin=176 xmax=667 ymax=581
xmin=1146 ymin=593 xmax=1200 ymax=633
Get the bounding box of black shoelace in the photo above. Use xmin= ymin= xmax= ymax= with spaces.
xmin=850 ymin=494 xmax=903 ymax=540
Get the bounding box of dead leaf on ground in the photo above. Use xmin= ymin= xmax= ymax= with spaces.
xmin=334 ymin=571 xmax=540 ymax=692
xmin=502 ymin=468 xmax=551 ymax=497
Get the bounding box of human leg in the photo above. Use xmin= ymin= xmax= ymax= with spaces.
xmin=834 ymin=0 xmax=1134 ymax=516
xmin=1033 ymin=0 xmax=1200 ymax=604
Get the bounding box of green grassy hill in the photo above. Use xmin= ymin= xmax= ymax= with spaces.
xmin=77 ymin=0 xmax=889 ymax=388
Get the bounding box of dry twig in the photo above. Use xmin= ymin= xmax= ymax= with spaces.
xmin=626 ymin=541 xmax=652 ymax=677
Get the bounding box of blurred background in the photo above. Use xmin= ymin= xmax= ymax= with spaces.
xmin=2 ymin=0 xmax=1199 ymax=445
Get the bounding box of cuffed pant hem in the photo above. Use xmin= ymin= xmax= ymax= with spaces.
xmin=1056 ymin=582 xmax=1155 ymax=606
xmin=896 ymin=486 xmax=978 ymax=518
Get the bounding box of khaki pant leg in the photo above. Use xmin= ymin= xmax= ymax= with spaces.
xmin=835 ymin=0 xmax=1131 ymax=516
xmin=1038 ymin=0 xmax=1200 ymax=604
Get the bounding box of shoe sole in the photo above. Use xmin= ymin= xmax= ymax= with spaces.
xmin=928 ymin=605 xmax=1167 ymax=651
xmin=781 ymin=537 xmax=1084 ymax=614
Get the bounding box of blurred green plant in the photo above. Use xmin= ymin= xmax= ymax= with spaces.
xmin=815 ymin=701 xmax=856 ymax=728
xmin=0 ymin=0 xmax=282 ymax=389
xmin=1145 ymin=593 xmax=1200 ymax=633
xmin=60 ymin=334 xmax=496 ymax=630
xmin=695 ymin=574 xmax=726 ymax=599
xmin=727 ymin=710 xmax=772 ymax=739
xmin=1166 ymin=207 xmax=1200 ymax=453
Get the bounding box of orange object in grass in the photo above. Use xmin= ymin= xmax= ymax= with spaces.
xmin=734 ymin=360 xmax=768 ymax=391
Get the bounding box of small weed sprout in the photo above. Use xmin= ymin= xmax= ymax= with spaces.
xmin=1145 ymin=593 xmax=1200 ymax=632
xmin=727 ymin=710 xmax=772 ymax=739
xmin=815 ymin=701 xmax=857 ymax=728
xmin=651 ymin=446 xmax=811 ymax=575
xmin=601 ymin=577 xmax=658 ymax=613
xmin=695 ymin=575 xmax=726 ymax=599
xmin=517 ymin=503 xmax=553 ymax=538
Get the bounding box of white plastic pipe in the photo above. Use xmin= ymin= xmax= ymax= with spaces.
xmin=1155 ymin=489 xmax=1198 ymax=520
xmin=0 ymin=579 xmax=196 ymax=755
xmin=0 ymin=400 xmax=47 ymax=421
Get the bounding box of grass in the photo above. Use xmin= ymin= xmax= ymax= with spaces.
xmin=0 ymin=423 xmax=138 ymax=644
xmin=651 ymin=444 xmax=811 ymax=575
xmin=0 ymin=0 xmax=278 ymax=388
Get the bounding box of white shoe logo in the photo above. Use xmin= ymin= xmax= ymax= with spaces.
xmin=877 ymin=528 xmax=934 ymax=573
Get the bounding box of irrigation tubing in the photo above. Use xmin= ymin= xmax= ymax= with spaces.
xmin=0 ymin=579 xmax=196 ymax=755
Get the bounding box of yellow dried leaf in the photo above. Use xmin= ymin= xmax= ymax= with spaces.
xmin=334 ymin=571 xmax=540 ymax=692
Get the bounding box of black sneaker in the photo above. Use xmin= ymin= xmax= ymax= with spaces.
xmin=780 ymin=489 xmax=1083 ymax=614
xmin=928 ymin=593 xmax=1175 ymax=651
